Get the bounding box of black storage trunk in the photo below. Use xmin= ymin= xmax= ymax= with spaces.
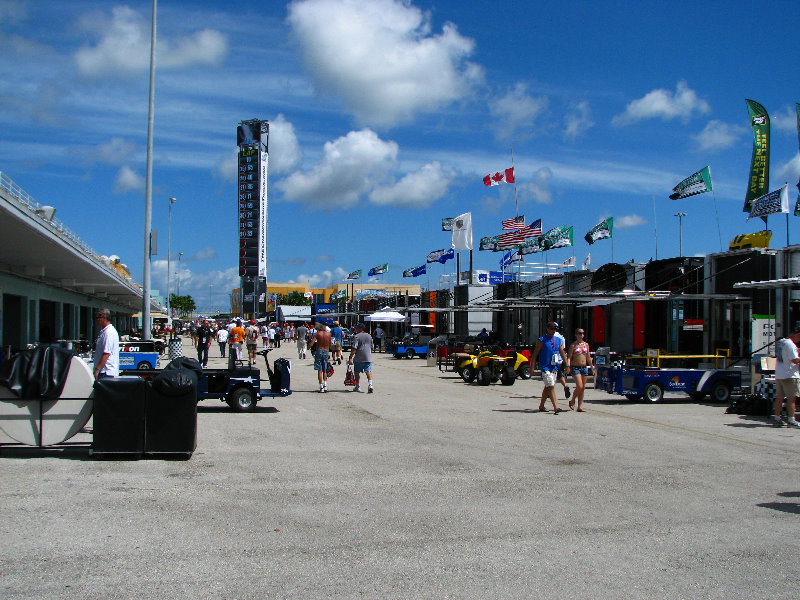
xmin=145 ymin=376 xmax=197 ymax=455
xmin=92 ymin=377 xmax=146 ymax=455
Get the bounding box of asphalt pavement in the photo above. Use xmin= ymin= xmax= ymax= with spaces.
xmin=2 ymin=336 xmax=799 ymax=599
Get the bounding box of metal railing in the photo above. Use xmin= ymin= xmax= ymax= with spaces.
xmin=0 ymin=171 xmax=137 ymax=290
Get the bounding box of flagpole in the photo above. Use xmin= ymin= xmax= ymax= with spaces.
xmin=511 ymin=144 xmax=519 ymax=218
xmin=709 ymin=169 xmax=723 ymax=251
xmin=652 ymin=195 xmax=658 ymax=260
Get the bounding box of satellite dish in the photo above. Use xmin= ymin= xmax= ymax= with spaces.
xmin=591 ymin=263 xmax=627 ymax=292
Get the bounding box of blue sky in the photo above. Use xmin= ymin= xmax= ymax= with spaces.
xmin=2 ymin=0 xmax=799 ymax=312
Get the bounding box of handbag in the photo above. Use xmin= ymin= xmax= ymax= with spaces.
xmin=344 ymin=364 xmax=356 ymax=386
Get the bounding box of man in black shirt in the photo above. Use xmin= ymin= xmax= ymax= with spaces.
xmin=196 ymin=320 xmax=213 ymax=368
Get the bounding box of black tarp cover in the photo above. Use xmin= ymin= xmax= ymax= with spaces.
xmin=0 ymin=346 xmax=73 ymax=400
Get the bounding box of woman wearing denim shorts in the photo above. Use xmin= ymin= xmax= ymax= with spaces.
xmin=567 ymin=328 xmax=593 ymax=412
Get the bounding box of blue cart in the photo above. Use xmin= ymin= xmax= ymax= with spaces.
xmin=596 ymin=364 xmax=742 ymax=403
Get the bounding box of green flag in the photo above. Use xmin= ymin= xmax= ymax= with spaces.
xmin=584 ymin=217 xmax=613 ymax=245
xmin=519 ymin=236 xmax=543 ymax=255
xmin=670 ymin=166 xmax=712 ymax=200
xmin=743 ymin=99 xmax=770 ymax=213
xmin=541 ymin=225 xmax=573 ymax=250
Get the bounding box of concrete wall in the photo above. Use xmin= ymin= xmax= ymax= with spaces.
xmin=1 ymin=272 xmax=136 ymax=353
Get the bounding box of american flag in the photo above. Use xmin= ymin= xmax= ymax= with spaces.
xmin=502 ymin=215 xmax=525 ymax=230
xmin=496 ymin=219 xmax=542 ymax=249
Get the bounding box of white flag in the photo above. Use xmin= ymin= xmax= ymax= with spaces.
xmin=582 ymin=253 xmax=591 ymax=270
xmin=451 ymin=212 xmax=473 ymax=250
xmin=560 ymin=256 xmax=575 ymax=268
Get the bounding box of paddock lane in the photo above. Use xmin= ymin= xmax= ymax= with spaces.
xmin=2 ymin=342 xmax=798 ymax=599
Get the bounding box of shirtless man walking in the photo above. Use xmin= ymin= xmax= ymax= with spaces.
xmin=310 ymin=322 xmax=332 ymax=393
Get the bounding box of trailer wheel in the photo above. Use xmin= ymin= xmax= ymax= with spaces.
xmin=516 ymin=364 xmax=531 ymax=380
xmin=460 ymin=365 xmax=476 ymax=383
xmin=405 ymin=348 xmax=415 ymax=359
xmin=710 ymin=381 xmax=731 ymax=404
xmin=229 ymin=387 xmax=256 ymax=412
xmin=500 ymin=366 xmax=516 ymax=386
xmin=477 ymin=366 xmax=492 ymax=386
xmin=643 ymin=382 xmax=664 ymax=403
xmin=137 ymin=361 xmax=152 ymax=370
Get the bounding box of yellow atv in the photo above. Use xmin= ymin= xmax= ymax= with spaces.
xmin=457 ymin=350 xmax=516 ymax=386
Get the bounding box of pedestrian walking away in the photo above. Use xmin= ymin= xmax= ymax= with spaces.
xmin=229 ymin=319 xmax=246 ymax=363
xmin=216 ymin=326 xmax=228 ymax=358
xmin=260 ymin=323 xmax=269 ymax=349
xmin=331 ymin=320 xmax=344 ymax=364
xmin=348 ymin=322 xmax=374 ymax=393
xmin=296 ymin=322 xmax=309 ymax=359
xmin=772 ymin=327 xmax=800 ymax=428
xmin=310 ymin=322 xmax=332 ymax=392
xmin=373 ymin=325 xmax=385 ymax=353
xmin=530 ymin=321 xmax=567 ymax=413
xmin=245 ymin=320 xmax=260 ymax=365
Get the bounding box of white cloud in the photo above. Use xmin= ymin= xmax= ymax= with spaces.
xmin=612 ymin=80 xmax=710 ymax=126
xmin=287 ymin=0 xmax=482 ymax=126
xmin=0 ymin=0 xmax=26 ymax=23
xmin=771 ymin=105 xmax=798 ymax=134
xmin=289 ymin=267 xmax=348 ymax=288
xmin=75 ymin=6 xmax=228 ymax=79
xmin=517 ymin=167 xmax=553 ymax=204
xmin=72 ymin=137 xmax=138 ymax=166
xmin=278 ymin=129 xmax=398 ymax=209
xmin=213 ymin=115 xmax=301 ymax=181
xmin=214 ymin=150 xmax=238 ymax=182
xmin=692 ymin=120 xmax=745 ymax=152
xmin=151 ymin=260 xmax=239 ymax=310
xmin=369 ymin=161 xmax=452 ymax=208
xmin=777 ymin=153 xmax=800 ymax=184
xmin=489 ymin=83 xmax=548 ymax=140
xmin=190 ymin=246 xmax=217 ymax=261
xmin=113 ymin=165 xmax=144 ymax=194
xmin=564 ymin=101 xmax=594 ymax=141
xmin=615 ymin=214 xmax=647 ymax=228
xmin=267 ymin=114 xmax=302 ymax=174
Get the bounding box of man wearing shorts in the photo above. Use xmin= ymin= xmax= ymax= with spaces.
xmin=331 ymin=321 xmax=344 ymax=365
xmin=245 ymin=320 xmax=260 ymax=365
xmin=348 ymin=323 xmax=374 ymax=393
xmin=530 ymin=321 xmax=567 ymax=413
xmin=772 ymin=328 xmax=800 ymax=427
xmin=310 ymin=322 xmax=332 ymax=393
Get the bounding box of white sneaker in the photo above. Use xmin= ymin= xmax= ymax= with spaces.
xmin=787 ymin=420 xmax=800 ymax=428
xmin=353 ymin=385 xmax=361 ymax=392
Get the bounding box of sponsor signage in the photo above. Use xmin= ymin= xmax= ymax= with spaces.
xmin=237 ymin=119 xmax=269 ymax=279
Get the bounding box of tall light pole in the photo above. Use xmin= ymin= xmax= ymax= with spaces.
xmin=674 ymin=212 xmax=687 ymax=257
xmin=166 ymin=196 xmax=176 ymax=324
xmin=209 ymin=284 xmax=214 ymax=315
xmin=141 ymin=0 xmax=157 ymax=340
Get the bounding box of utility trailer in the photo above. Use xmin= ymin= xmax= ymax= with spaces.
xmin=595 ymin=364 xmax=742 ymax=403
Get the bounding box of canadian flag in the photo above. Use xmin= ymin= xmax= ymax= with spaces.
xmin=483 ymin=167 xmax=515 ymax=187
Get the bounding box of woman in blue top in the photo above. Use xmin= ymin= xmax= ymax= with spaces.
xmin=530 ymin=321 xmax=568 ymax=413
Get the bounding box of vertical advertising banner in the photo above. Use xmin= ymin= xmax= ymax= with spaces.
xmin=237 ymin=119 xmax=269 ymax=281
xmin=743 ymin=99 xmax=770 ymax=213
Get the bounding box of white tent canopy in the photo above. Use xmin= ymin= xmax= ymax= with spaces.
xmin=364 ymin=307 xmax=408 ymax=322
xmin=277 ymin=305 xmax=311 ymax=321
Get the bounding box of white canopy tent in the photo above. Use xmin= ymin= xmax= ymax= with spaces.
xmin=364 ymin=307 xmax=408 ymax=323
